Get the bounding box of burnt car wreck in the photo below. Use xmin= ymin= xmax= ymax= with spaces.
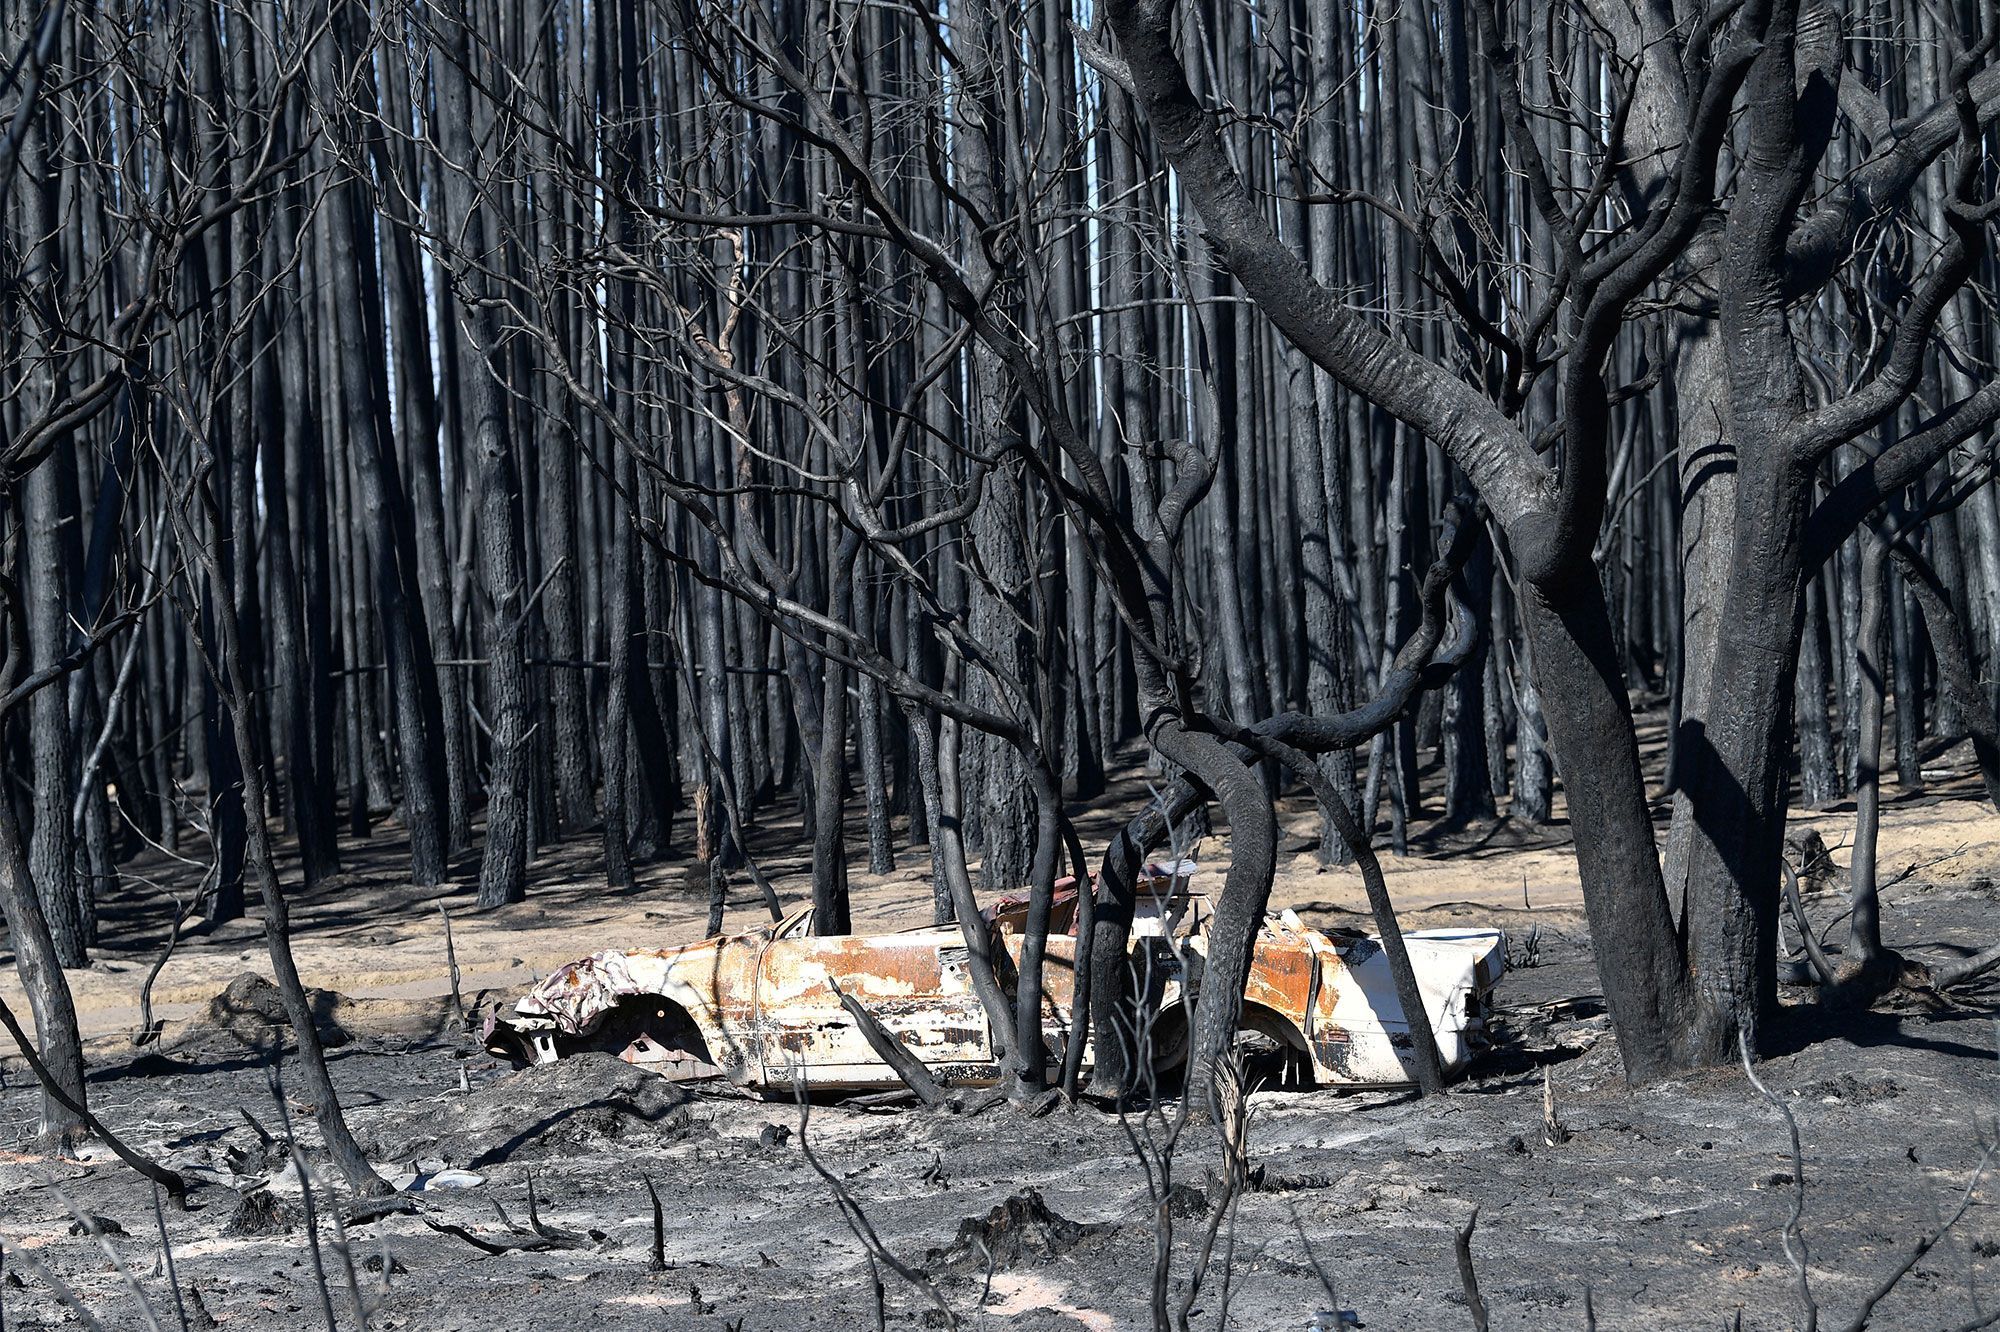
xmin=485 ymin=866 xmax=1505 ymax=1094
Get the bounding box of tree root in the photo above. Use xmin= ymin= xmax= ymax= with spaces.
xmin=1781 ymin=862 xmax=1998 ymax=1008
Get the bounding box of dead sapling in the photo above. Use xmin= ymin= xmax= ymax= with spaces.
xmin=1112 ymin=788 xmax=1207 ymax=1332
xmin=267 ymin=1073 xmax=361 ymax=1332
xmin=133 ymin=898 xmax=193 ymax=1047
xmin=149 ymin=1182 xmax=190 ymax=1332
xmin=1454 ymin=1206 xmax=1490 ymax=1332
xmin=645 ymin=1175 xmax=667 ymax=1272
xmin=438 ymin=904 xmax=465 ymax=1031
xmin=793 ymin=1074 xmax=960 ymax=1327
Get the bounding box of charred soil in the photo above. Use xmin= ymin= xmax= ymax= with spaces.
xmin=5 ymin=746 xmax=2000 ymax=1329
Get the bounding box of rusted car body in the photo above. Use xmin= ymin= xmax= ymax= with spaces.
xmin=483 ymin=871 xmax=1505 ymax=1091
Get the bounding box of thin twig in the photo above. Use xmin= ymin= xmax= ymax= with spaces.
xmin=794 ymin=1076 xmax=958 ymax=1327
xmin=1837 ymin=1142 xmax=1998 ymax=1332
xmin=151 ymin=1182 xmax=190 ymax=1332
xmin=0 ymin=1235 xmax=111 ymax=1332
xmin=1742 ymin=1035 xmax=1819 ymax=1332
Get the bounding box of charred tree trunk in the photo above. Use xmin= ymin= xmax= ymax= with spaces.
xmin=431 ymin=6 xmax=534 ymax=909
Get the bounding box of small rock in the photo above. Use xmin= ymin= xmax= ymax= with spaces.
xmin=757 ymin=1123 xmax=792 ymax=1150
xmin=206 ymin=973 xmax=351 ymax=1052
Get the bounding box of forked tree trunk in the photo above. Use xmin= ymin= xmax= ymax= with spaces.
xmin=1156 ymin=721 xmax=1279 ymax=1114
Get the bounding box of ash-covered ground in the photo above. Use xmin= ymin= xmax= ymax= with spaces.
xmin=5 ymin=873 xmax=2000 ymax=1331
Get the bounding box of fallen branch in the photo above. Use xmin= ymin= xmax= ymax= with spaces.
xmin=826 ymin=977 xmax=948 ymax=1108
xmin=0 ymin=995 xmax=187 ymax=1201
xmin=342 ymin=1194 xmax=418 ymax=1227
xmin=420 ymin=1173 xmax=605 ymax=1258
xmin=1931 ymin=943 xmax=2000 ymax=991
xmin=522 ymin=1170 xmax=594 ymax=1248
xmin=416 ymin=1212 xmax=568 ymax=1255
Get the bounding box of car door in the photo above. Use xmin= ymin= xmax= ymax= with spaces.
xmin=752 ymin=915 xmax=998 ymax=1089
